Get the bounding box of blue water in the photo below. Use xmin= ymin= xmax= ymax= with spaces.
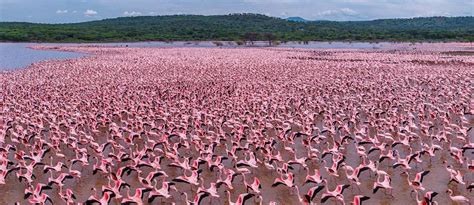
xmin=0 ymin=43 xmax=87 ymax=70
xmin=0 ymin=41 xmax=388 ymax=70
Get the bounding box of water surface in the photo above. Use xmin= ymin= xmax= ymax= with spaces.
xmin=2 ymin=41 xmax=468 ymax=70
xmin=0 ymin=41 xmax=388 ymax=70
xmin=0 ymin=43 xmax=86 ymax=70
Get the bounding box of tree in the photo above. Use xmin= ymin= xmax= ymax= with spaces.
xmin=263 ymin=33 xmax=276 ymax=46
xmin=242 ymin=32 xmax=260 ymax=45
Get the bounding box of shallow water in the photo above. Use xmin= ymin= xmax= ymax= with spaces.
xmin=0 ymin=41 xmax=393 ymax=70
xmin=0 ymin=43 xmax=86 ymax=70
xmin=1 ymin=41 xmax=472 ymax=70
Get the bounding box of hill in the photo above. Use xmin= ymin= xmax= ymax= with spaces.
xmin=286 ymin=17 xmax=308 ymax=22
xmin=0 ymin=13 xmax=473 ymax=42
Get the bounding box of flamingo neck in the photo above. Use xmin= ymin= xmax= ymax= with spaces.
xmin=227 ymin=191 xmax=232 ymax=203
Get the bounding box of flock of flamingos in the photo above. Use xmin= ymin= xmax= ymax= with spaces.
xmin=0 ymin=43 xmax=473 ymax=204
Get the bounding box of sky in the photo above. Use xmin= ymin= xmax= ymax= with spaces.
xmin=0 ymin=0 xmax=473 ymax=23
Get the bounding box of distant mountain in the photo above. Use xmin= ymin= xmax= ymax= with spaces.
xmin=0 ymin=14 xmax=473 ymax=42
xmin=286 ymin=17 xmax=308 ymax=22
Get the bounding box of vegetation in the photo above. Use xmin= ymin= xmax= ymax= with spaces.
xmin=0 ymin=13 xmax=473 ymax=42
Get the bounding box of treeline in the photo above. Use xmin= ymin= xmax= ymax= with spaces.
xmin=0 ymin=13 xmax=473 ymax=42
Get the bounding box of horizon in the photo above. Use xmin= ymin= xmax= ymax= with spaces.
xmin=1 ymin=0 xmax=473 ymax=23
xmin=1 ymin=13 xmax=473 ymax=24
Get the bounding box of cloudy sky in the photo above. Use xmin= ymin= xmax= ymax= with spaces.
xmin=0 ymin=0 xmax=472 ymax=23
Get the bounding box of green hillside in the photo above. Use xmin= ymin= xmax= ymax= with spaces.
xmin=0 ymin=13 xmax=473 ymax=42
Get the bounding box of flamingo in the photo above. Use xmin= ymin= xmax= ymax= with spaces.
xmin=216 ymin=168 xmax=238 ymax=190
xmin=424 ymin=191 xmax=438 ymax=204
xmin=121 ymin=187 xmax=152 ymax=205
xmin=236 ymin=152 xmax=259 ymax=168
xmin=43 ymin=157 xmax=68 ymax=173
xmin=24 ymin=183 xmax=52 ymax=200
xmin=197 ymin=182 xmax=220 ymax=197
xmin=403 ymin=170 xmax=430 ymax=195
xmin=352 ymin=195 xmax=370 ymax=205
xmin=85 ymin=190 xmax=115 ymax=205
xmin=48 ymin=172 xmax=74 ymax=187
xmin=295 ymin=184 xmax=325 ymax=204
xmin=28 ymin=193 xmax=53 ymax=205
xmin=447 ymin=166 xmax=465 ymax=185
xmin=173 ymin=170 xmax=201 ymax=185
xmin=341 ymin=163 xmax=363 ymax=187
xmin=446 ymin=189 xmax=470 ymax=204
xmin=321 ymin=184 xmax=350 ymax=204
xmin=294 ymin=185 xmax=312 ymax=205
xmin=303 ymin=168 xmax=324 ymax=185
xmin=373 ymin=174 xmax=393 ymax=197
xmin=272 ymin=172 xmax=295 ymax=188
xmin=467 ymin=183 xmax=474 ymax=192
xmin=0 ymin=167 xmax=18 ymax=184
xmin=148 ymin=181 xmax=177 ymax=203
xmin=102 ymin=176 xmax=130 ymax=199
xmin=182 ymin=192 xmax=210 ymax=205
xmin=59 ymin=188 xmax=76 ymax=204
xmin=139 ymin=170 xmax=168 ymax=186
xmin=226 ymin=191 xmax=254 ymax=205
xmin=242 ymin=174 xmax=262 ymax=194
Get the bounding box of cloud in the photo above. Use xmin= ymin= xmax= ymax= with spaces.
xmin=123 ymin=11 xmax=142 ymax=16
xmin=56 ymin=10 xmax=68 ymax=14
xmin=340 ymin=8 xmax=358 ymax=15
xmin=84 ymin=9 xmax=98 ymax=17
xmin=317 ymin=8 xmax=359 ymax=17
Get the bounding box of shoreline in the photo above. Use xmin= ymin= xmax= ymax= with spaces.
xmin=1 ymin=40 xmax=473 ymax=44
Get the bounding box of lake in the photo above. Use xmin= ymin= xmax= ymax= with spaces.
xmin=0 ymin=41 xmax=411 ymax=70
xmin=0 ymin=43 xmax=87 ymax=70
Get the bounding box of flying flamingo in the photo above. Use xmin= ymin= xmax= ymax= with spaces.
xmin=216 ymin=168 xmax=238 ymax=190
xmin=321 ymin=184 xmax=350 ymax=204
xmin=272 ymin=172 xmax=295 ymax=188
xmin=303 ymin=168 xmax=324 ymax=185
xmin=373 ymin=174 xmax=393 ymax=197
xmin=85 ymin=189 xmax=115 ymax=205
xmin=48 ymin=172 xmax=74 ymax=187
xmin=173 ymin=170 xmax=200 ymax=186
xmin=295 ymin=184 xmax=325 ymax=204
xmin=226 ymin=191 xmax=254 ymax=205
xmin=102 ymin=175 xmax=130 ymax=199
xmin=402 ymin=170 xmax=430 ymax=196
xmin=43 ymin=156 xmax=68 ymax=173
xmin=24 ymin=183 xmax=50 ymax=201
xmin=58 ymin=187 xmax=76 ymax=204
xmin=242 ymin=174 xmax=262 ymax=194
xmin=424 ymin=191 xmax=438 ymax=204
xmin=182 ymin=192 xmax=210 ymax=205
xmin=148 ymin=181 xmax=177 ymax=203
xmin=352 ymin=195 xmax=370 ymax=205
xmin=197 ymin=182 xmax=220 ymax=197
xmin=28 ymin=193 xmax=53 ymax=205
xmin=121 ymin=187 xmax=152 ymax=205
